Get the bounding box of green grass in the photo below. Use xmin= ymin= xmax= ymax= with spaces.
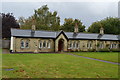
xmin=70 ymin=52 xmax=119 ymax=63
xmin=2 ymin=53 xmax=118 ymax=78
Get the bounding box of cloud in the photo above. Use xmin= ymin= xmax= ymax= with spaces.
xmin=2 ymin=2 xmax=118 ymax=29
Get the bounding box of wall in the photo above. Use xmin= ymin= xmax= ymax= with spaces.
xmin=2 ymin=40 xmax=10 ymax=49
xmin=13 ymin=37 xmax=55 ymax=52
xmin=12 ymin=36 xmax=120 ymax=52
xmin=68 ymin=40 xmax=96 ymax=51
xmin=55 ymin=34 xmax=68 ymax=52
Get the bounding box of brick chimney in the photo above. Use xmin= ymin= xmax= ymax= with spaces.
xmin=31 ymin=18 xmax=35 ymax=36
xmin=31 ymin=18 xmax=36 ymax=30
xmin=100 ymin=27 xmax=104 ymax=35
xmin=32 ymin=24 xmax=36 ymax=30
xmin=74 ymin=23 xmax=78 ymax=33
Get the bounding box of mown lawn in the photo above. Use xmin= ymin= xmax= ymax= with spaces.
xmin=2 ymin=53 xmax=118 ymax=78
xmin=70 ymin=52 xmax=119 ymax=63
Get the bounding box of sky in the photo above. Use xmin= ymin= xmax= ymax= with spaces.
xmin=1 ymin=0 xmax=119 ymax=29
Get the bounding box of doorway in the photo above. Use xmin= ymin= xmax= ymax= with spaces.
xmin=58 ymin=39 xmax=64 ymax=51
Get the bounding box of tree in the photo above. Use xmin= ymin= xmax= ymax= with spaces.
xmin=61 ymin=18 xmax=85 ymax=32
xmin=88 ymin=17 xmax=120 ymax=35
xmin=2 ymin=13 xmax=20 ymax=39
xmin=19 ymin=5 xmax=60 ymax=31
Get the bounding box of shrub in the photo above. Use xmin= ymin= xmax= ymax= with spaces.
xmin=110 ymin=49 xmax=120 ymax=52
xmin=98 ymin=48 xmax=110 ymax=52
xmin=88 ymin=49 xmax=96 ymax=52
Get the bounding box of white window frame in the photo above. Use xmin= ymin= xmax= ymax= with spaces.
xmin=47 ymin=41 xmax=51 ymax=48
xmin=99 ymin=42 xmax=104 ymax=49
xmin=110 ymin=44 xmax=113 ymax=49
xmin=21 ymin=40 xmax=25 ymax=48
xmin=73 ymin=42 xmax=76 ymax=49
xmin=69 ymin=42 xmax=72 ymax=49
xmin=39 ymin=41 xmax=43 ymax=48
xmin=88 ymin=41 xmax=92 ymax=49
xmin=26 ymin=40 xmax=29 ymax=48
xmin=43 ymin=41 xmax=46 ymax=48
xmin=76 ymin=42 xmax=79 ymax=49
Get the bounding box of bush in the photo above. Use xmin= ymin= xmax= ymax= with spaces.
xmin=98 ymin=48 xmax=110 ymax=52
xmin=110 ymin=49 xmax=120 ymax=52
xmin=88 ymin=49 xmax=96 ymax=52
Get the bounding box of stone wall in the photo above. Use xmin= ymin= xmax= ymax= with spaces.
xmin=13 ymin=37 xmax=55 ymax=52
xmin=12 ymin=36 xmax=120 ymax=52
xmin=68 ymin=40 xmax=96 ymax=51
xmin=55 ymin=34 xmax=68 ymax=52
xmin=2 ymin=40 xmax=10 ymax=49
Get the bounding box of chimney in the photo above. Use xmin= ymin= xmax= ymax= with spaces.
xmin=31 ymin=18 xmax=36 ymax=36
xmin=32 ymin=24 xmax=36 ymax=30
xmin=74 ymin=23 xmax=78 ymax=33
xmin=31 ymin=18 xmax=36 ymax=30
xmin=100 ymin=27 xmax=104 ymax=35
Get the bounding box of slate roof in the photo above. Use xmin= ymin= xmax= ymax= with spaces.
xmin=11 ymin=28 xmax=120 ymax=41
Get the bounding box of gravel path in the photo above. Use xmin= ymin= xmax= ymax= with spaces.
xmin=66 ymin=53 xmax=120 ymax=65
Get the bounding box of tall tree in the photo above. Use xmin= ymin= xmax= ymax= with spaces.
xmin=61 ymin=18 xmax=85 ymax=32
xmin=88 ymin=17 xmax=120 ymax=35
xmin=19 ymin=5 xmax=60 ymax=31
xmin=2 ymin=13 xmax=20 ymax=39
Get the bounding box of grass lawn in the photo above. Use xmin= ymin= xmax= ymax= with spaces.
xmin=2 ymin=53 xmax=118 ymax=78
xmin=70 ymin=52 xmax=119 ymax=63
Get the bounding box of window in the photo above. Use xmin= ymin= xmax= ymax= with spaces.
xmin=87 ymin=41 xmax=92 ymax=49
xmin=113 ymin=44 xmax=117 ymax=48
xmin=110 ymin=44 xmax=113 ymax=49
xmin=99 ymin=42 xmax=104 ymax=49
xmin=43 ymin=41 xmax=46 ymax=48
xmin=21 ymin=40 xmax=25 ymax=48
xmin=76 ymin=42 xmax=79 ymax=49
xmin=69 ymin=41 xmax=72 ymax=49
xmin=26 ymin=40 xmax=29 ymax=48
xmin=73 ymin=42 xmax=76 ymax=48
xmin=110 ymin=43 xmax=117 ymax=49
xmin=39 ymin=41 xmax=42 ymax=48
xmin=47 ymin=41 xmax=50 ymax=48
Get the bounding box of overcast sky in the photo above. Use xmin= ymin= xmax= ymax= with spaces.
xmin=2 ymin=1 xmax=119 ymax=29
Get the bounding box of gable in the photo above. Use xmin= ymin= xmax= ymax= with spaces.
xmin=56 ymin=30 xmax=68 ymax=40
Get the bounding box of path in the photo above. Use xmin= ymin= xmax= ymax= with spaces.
xmin=66 ymin=53 xmax=120 ymax=65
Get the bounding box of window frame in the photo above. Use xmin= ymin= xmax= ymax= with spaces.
xmin=47 ymin=41 xmax=51 ymax=48
xmin=21 ymin=40 xmax=25 ymax=48
xmin=25 ymin=40 xmax=30 ymax=48
xmin=39 ymin=41 xmax=43 ymax=48
xmin=43 ymin=41 xmax=46 ymax=48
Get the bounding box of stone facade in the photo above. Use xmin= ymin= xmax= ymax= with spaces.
xmin=10 ymin=28 xmax=120 ymax=53
xmin=12 ymin=37 xmax=55 ymax=52
xmin=11 ymin=36 xmax=120 ymax=53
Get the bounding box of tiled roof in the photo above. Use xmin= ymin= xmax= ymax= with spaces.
xmin=11 ymin=28 xmax=120 ymax=41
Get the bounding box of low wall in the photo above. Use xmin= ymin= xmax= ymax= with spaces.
xmin=0 ymin=39 xmax=2 ymax=48
xmin=2 ymin=40 xmax=10 ymax=49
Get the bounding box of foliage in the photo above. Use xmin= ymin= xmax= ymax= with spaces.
xmin=2 ymin=53 xmax=118 ymax=78
xmin=88 ymin=49 xmax=96 ymax=52
xmin=98 ymin=48 xmax=110 ymax=52
xmin=61 ymin=18 xmax=85 ymax=32
xmin=88 ymin=17 xmax=120 ymax=35
xmin=110 ymin=48 xmax=120 ymax=52
xmin=1 ymin=13 xmax=20 ymax=39
xmin=18 ymin=5 xmax=86 ymax=32
xmin=19 ymin=5 xmax=60 ymax=31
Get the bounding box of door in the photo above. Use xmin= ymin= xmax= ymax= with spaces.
xmin=58 ymin=39 xmax=64 ymax=51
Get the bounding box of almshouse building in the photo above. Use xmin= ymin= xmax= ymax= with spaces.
xmin=10 ymin=25 xmax=120 ymax=53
